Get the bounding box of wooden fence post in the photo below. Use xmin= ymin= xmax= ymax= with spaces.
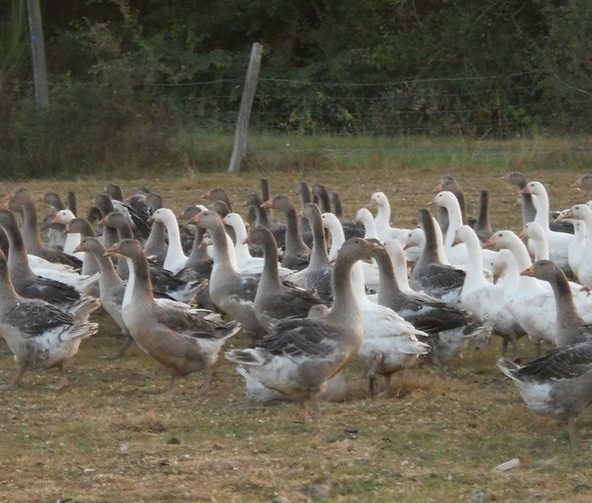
xmin=26 ymin=0 xmax=49 ymax=110
xmin=228 ymin=42 xmax=262 ymax=172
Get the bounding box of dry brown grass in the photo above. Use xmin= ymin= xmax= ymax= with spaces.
xmin=2 ymin=153 xmax=592 ymax=501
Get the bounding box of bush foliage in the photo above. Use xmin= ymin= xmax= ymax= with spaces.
xmin=1 ymin=0 xmax=591 ymax=177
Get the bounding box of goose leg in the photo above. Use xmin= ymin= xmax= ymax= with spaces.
xmin=367 ymin=355 xmax=381 ymax=398
xmin=309 ymin=394 xmax=322 ymax=421
xmin=200 ymin=365 xmax=213 ymax=393
xmin=567 ymin=417 xmax=580 ymax=452
xmin=501 ymin=339 xmax=509 ymax=357
xmin=100 ymin=333 xmax=134 ymax=360
xmin=1 ymin=363 xmax=27 ymax=391
xmin=163 ymin=375 xmax=177 ymax=395
xmin=52 ymin=363 xmax=70 ymax=390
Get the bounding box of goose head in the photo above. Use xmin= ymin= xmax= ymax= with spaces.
xmin=556 ymin=204 xmax=592 ymax=222
xmin=151 ymin=208 xmax=176 ymax=226
xmin=520 ymin=259 xmax=564 ymax=281
xmin=370 ymin=191 xmax=389 ymax=208
xmin=519 ymin=180 xmax=545 ymax=196
xmin=105 ymin=238 xmax=143 ymax=259
xmin=500 ymin=172 xmax=527 ymax=190
xmin=53 ymin=209 xmax=76 ymax=225
xmin=73 ymin=236 xmax=104 ymax=255
xmin=432 ymin=191 xmax=457 ymax=209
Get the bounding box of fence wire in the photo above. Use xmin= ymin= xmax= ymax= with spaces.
xmin=4 ymin=69 xmax=591 ymax=136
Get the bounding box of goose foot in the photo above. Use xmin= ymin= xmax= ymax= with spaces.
xmin=49 ymin=364 xmax=69 ymax=391
xmin=1 ymin=365 xmax=26 ymax=391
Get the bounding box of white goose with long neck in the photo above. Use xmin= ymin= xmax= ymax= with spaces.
xmin=433 ymin=191 xmax=469 ymax=265
xmin=152 ymin=208 xmax=187 ymax=274
xmin=558 ymin=204 xmax=592 ymax=288
xmin=355 ymin=208 xmax=380 ymax=240
xmin=371 ymin=191 xmax=409 ymax=245
xmin=322 ymin=212 xmax=379 ymax=289
xmin=521 ymin=181 xmax=572 ymax=271
xmin=486 ymin=230 xmax=532 ymax=272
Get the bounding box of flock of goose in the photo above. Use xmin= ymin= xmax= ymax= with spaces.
xmin=2 ymin=174 xmax=592 ymax=450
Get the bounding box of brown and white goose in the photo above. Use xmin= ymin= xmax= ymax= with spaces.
xmin=105 ymin=239 xmax=241 ymax=391
xmin=226 ymin=238 xmax=375 ymax=419
xmin=0 ymin=249 xmax=98 ymax=390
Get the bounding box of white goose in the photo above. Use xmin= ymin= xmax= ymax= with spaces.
xmin=370 ymin=191 xmax=410 ymax=245
xmin=351 ymin=255 xmax=430 ymax=396
xmin=556 ymin=204 xmax=592 ymax=287
xmin=222 ymin=213 xmax=294 ymax=277
xmin=520 ymin=181 xmax=572 ymax=272
xmin=321 ymin=212 xmax=380 ymax=289
xmin=151 ymin=208 xmax=188 ymax=274
xmin=355 ymin=208 xmax=380 ymax=240
xmin=455 ymin=225 xmax=525 ymax=355
xmin=223 ymin=213 xmax=265 ymax=274
xmin=488 ymin=249 xmax=557 ymax=346
xmin=433 ymin=191 xmax=497 ymax=267
xmin=53 ymin=210 xmax=78 ymax=255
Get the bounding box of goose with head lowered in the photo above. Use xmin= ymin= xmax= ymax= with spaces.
xmin=193 ymin=210 xmax=266 ymax=341
xmin=0 ymin=249 xmax=98 ymax=390
xmin=226 ymin=238 xmax=375 ymax=419
xmin=0 ymin=209 xmax=100 ymax=322
xmin=329 ymin=190 xmax=364 ymax=239
xmin=106 ymin=239 xmax=241 ymax=392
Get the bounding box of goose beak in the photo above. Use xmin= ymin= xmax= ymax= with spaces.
xmin=571 ymin=178 xmax=583 ymax=189
xmin=518 ymin=228 xmax=527 ymax=239
xmin=243 ymin=237 xmax=250 ymax=245
xmin=201 ymin=190 xmax=211 ymax=200
xmin=520 ymin=265 xmax=535 ymax=277
xmin=498 ymin=174 xmax=509 ymax=182
xmin=261 ymin=199 xmax=272 ymax=209
xmin=104 ymin=244 xmax=119 ymax=257
xmin=52 ymin=215 xmax=62 ymax=224
xmin=72 ymin=244 xmax=83 ymax=254
xmin=519 ymin=186 xmax=531 ymax=195
xmin=176 ymin=211 xmax=185 ymax=219
xmin=146 ymin=215 xmax=154 ymax=224
xmin=431 ymin=182 xmax=443 ymax=194
xmin=191 ymin=213 xmax=202 ymax=225
xmin=483 ymin=237 xmax=496 ymax=250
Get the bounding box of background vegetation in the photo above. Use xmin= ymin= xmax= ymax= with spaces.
xmin=1 ymin=0 xmax=592 ymax=177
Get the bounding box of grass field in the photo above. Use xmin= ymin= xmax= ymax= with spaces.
xmin=2 ymin=143 xmax=592 ymax=501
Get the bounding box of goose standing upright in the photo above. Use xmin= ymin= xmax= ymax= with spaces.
xmin=0 ymin=209 xmax=100 ymax=322
xmin=455 ymin=225 xmax=525 ymax=356
xmin=0 ymin=250 xmax=98 ymax=390
xmin=8 ymin=187 xmax=81 ymax=269
xmin=262 ymin=195 xmax=310 ymax=270
xmin=226 ymin=238 xmax=375 ymax=419
xmin=371 ymin=191 xmax=410 ymax=244
xmin=193 ymin=211 xmax=265 ymax=341
xmin=151 ymin=208 xmax=188 ymax=274
xmin=433 ymin=175 xmax=466 ymax=236
xmin=520 ymin=181 xmax=572 ymax=271
xmin=106 ymin=239 xmax=241 ymax=391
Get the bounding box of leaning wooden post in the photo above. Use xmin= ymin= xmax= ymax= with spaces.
xmin=228 ymin=42 xmax=263 ymax=172
xmin=26 ymin=0 xmax=49 ymax=110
